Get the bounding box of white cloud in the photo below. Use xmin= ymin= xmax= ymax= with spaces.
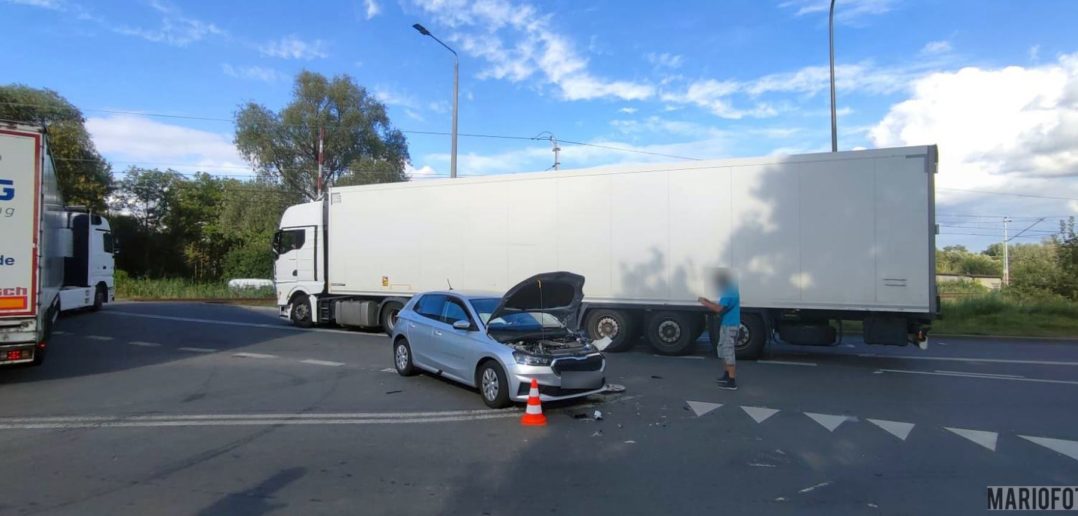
xmin=660 ymin=79 xmax=777 ymax=119
xmin=113 ymin=0 xmax=224 ymax=47
xmin=373 ymin=87 xmax=420 ymax=110
xmin=364 ymin=0 xmax=381 ymax=19
xmin=86 ymin=114 xmax=249 ymax=177
xmin=780 ymin=0 xmax=896 ymax=23
xmin=405 ymin=164 xmax=439 ymax=179
xmin=609 ymin=116 xmax=724 ymax=138
xmin=221 ymin=64 xmax=283 ymax=82
xmin=870 ymin=53 xmax=1078 ymax=211
xmin=411 ymin=0 xmax=654 ymax=101
xmin=920 ymin=40 xmax=952 ymax=55
xmin=646 ymin=52 xmax=683 ymax=69
xmin=259 ymin=35 xmax=328 ymax=60
xmin=618 ymin=107 xmax=638 ymax=114
xmin=3 ymin=0 xmax=62 ymax=9
xmin=1029 ymin=44 xmax=1041 ymax=63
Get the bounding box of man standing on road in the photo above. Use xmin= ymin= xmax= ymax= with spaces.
xmin=698 ymin=269 xmax=740 ymax=390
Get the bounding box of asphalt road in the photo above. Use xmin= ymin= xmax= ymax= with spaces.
xmin=1 ymin=302 xmax=1076 ymax=515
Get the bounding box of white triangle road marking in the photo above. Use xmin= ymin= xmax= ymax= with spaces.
xmin=805 ymin=412 xmax=849 ymax=432
xmin=686 ymin=401 xmax=722 ymax=417
xmin=1020 ymin=435 xmax=1078 ymax=462
xmin=741 ymin=406 xmax=779 ymax=424
xmin=946 ymin=427 xmax=998 ymax=451
xmin=867 ymin=418 xmax=915 ymax=441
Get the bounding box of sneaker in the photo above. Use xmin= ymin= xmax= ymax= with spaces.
xmin=717 ymin=377 xmax=738 ymax=391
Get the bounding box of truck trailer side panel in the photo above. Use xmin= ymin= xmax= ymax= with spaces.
xmin=325 ymin=146 xmax=935 ymax=315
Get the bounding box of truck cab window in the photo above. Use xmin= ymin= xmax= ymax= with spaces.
xmin=275 ymin=229 xmax=306 ymax=254
xmin=102 ymin=232 xmax=114 ymax=253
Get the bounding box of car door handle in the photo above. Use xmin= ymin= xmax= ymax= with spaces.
xmin=408 ymin=323 xmax=417 ymax=329
xmin=434 ymin=330 xmax=443 ymax=336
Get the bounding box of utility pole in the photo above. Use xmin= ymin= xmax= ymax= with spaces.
xmin=828 ymin=0 xmax=838 ymax=152
xmin=533 ymin=132 xmax=560 ymax=170
xmin=1002 ymin=217 xmax=1012 ymax=286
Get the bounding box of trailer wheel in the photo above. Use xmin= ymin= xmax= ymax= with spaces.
xmin=735 ymin=313 xmax=766 ymax=360
xmin=584 ymin=309 xmax=635 ymax=352
xmin=290 ymin=294 xmax=314 ymax=328
xmin=380 ymin=301 xmax=404 ymax=336
xmin=645 ymin=311 xmax=695 ymax=356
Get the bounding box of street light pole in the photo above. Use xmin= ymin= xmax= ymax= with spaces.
xmin=1002 ymin=217 xmax=1012 ymax=286
xmin=413 ymin=23 xmax=459 ymax=178
xmin=828 ymin=0 xmax=838 ymax=152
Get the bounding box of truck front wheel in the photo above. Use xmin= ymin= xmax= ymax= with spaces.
xmin=646 ymin=311 xmax=695 ymax=356
xmin=584 ymin=309 xmax=635 ymax=352
xmin=290 ymin=294 xmax=314 ymax=328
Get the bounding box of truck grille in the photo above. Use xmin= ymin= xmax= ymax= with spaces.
xmin=551 ymin=355 xmax=604 ymax=375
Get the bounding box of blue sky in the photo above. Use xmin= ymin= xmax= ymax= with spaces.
xmin=3 ymin=0 xmax=1077 ymax=251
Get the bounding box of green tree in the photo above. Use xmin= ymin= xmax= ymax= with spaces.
xmin=234 ymin=71 xmax=410 ymax=200
xmin=1052 ymin=217 xmax=1078 ymax=299
xmin=215 ymin=180 xmax=297 ymax=279
xmin=0 ymin=84 xmax=112 ymax=210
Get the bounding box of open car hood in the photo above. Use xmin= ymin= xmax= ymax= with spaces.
xmin=486 ymin=271 xmax=586 ymax=333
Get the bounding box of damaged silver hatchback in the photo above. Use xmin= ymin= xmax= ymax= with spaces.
xmin=390 ymin=272 xmax=607 ymax=408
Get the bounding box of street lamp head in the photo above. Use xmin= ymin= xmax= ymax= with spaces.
xmin=412 ymin=23 xmax=431 ymax=36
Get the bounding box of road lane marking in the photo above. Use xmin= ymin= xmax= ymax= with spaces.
xmin=1019 ymin=435 xmax=1078 ymax=462
xmin=0 ymin=413 xmax=521 ymax=430
xmin=101 ymin=311 xmax=365 ymax=336
xmin=233 ymin=352 xmax=277 ymax=359
xmin=875 ymin=368 xmax=1078 ymax=386
xmin=867 ymin=418 xmax=915 ymax=441
xmin=686 ymin=401 xmax=722 ymax=417
xmin=742 ymin=406 xmax=779 ymax=423
xmin=858 ymin=353 xmax=1078 ymax=367
xmin=758 ymin=360 xmax=818 ymax=367
xmin=129 ymin=341 xmax=160 ymax=347
xmin=798 ymin=482 xmax=832 ymax=494
xmin=87 ymin=336 xmax=113 ymax=341
xmin=52 ymin=330 xmax=68 ymax=335
xmin=946 ymin=427 xmax=998 ymax=451
xmin=805 ymin=412 xmax=850 ymax=432
xmin=300 ymin=359 xmax=345 ymax=367
xmin=933 ymin=370 xmax=1024 ymax=379
xmin=178 ymin=347 xmax=215 ymax=353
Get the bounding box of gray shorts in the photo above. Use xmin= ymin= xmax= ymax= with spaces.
xmin=717 ymin=325 xmax=738 ymax=365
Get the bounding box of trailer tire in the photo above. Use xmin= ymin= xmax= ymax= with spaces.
xmin=290 ymin=294 xmax=314 ymax=328
xmin=735 ymin=313 xmax=766 ymax=360
xmin=584 ymin=309 xmax=635 ymax=352
xmin=646 ymin=311 xmax=696 ymax=356
xmin=380 ymin=301 xmax=404 ymax=336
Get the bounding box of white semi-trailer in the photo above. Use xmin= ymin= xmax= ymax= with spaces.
xmin=0 ymin=122 xmax=115 ymax=366
xmin=274 ymin=145 xmax=938 ymax=357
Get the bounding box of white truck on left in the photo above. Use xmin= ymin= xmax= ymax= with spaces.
xmin=0 ymin=122 xmax=115 ymax=366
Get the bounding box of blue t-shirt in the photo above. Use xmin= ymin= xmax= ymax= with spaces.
xmin=718 ymin=283 xmax=740 ymax=327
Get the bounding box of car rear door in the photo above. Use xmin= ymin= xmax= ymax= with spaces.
xmin=407 ymin=294 xmax=446 ymax=370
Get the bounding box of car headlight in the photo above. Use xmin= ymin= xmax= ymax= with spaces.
xmin=512 ymin=352 xmax=552 ymax=366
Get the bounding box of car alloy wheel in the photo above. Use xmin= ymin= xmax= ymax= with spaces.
xmin=395 ymin=343 xmax=409 ymax=371
xmin=481 ymin=367 xmax=499 ymax=401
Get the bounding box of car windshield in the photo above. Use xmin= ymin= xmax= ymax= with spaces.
xmin=468 ymin=298 xmax=567 ymax=331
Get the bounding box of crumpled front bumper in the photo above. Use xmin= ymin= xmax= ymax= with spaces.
xmin=507 ymin=357 xmax=606 ymax=402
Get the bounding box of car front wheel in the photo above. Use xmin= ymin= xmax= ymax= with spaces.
xmin=477 ymin=361 xmax=511 ymax=409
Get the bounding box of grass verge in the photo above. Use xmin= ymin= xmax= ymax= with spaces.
xmin=116 ymin=276 xmax=274 ymax=302
xmin=932 ymin=295 xmax=1078 ymax=338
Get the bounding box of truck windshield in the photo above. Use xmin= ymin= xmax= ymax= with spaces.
xmin=468 ymin=298 xmax=566 ymax=331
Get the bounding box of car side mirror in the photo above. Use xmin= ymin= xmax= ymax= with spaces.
xmin=452 ymin=320 xmax=471 ymax=331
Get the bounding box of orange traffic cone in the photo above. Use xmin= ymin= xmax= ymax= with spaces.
xmin=520 ymin=378 xmax=547 ymax=426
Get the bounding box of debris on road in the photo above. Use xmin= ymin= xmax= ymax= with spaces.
xmin=385 ymin=390 xmax=402 ymax=395
xmin=650 ymin=375 xmax=663 ymax=380
xmin=602 ymin=383 xmax=626 ymax=393
xmin=593 ymin=410 xmax=603 ymax=420
xmin=798 ymin=481 xmax=832 ymax=494
xmin=592 ymin=336 xmax=613 ymax=351
xmin=591 ymin=430 xmax=602 ymax=437
xmin=624 ymin=440 xmax=636 ymax=444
